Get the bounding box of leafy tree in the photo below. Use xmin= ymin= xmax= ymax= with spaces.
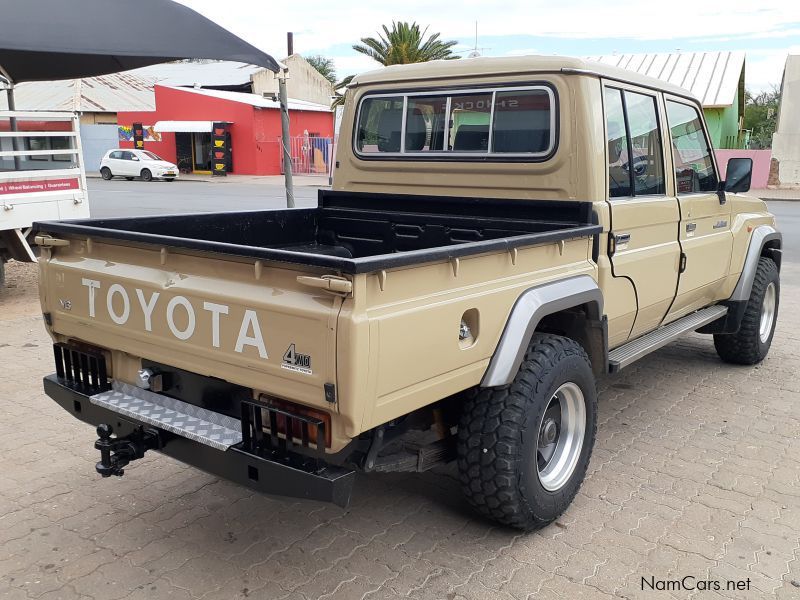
xmin=744 ymin=86 xmax=781 ymax=149
xmin=353 ymin=21 xmax=459 ymax=66
xmin=305 ymin=55 xmax=337 ymax=85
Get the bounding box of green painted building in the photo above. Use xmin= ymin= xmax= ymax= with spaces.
xmin=588 ymin=52 xmax=747 ymax=149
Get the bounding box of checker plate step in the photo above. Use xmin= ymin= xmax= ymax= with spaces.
xmin=90 ymin=381 xmax=242 ymax=450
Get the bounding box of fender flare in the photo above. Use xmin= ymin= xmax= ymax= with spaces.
xmin=480 ymin=275 xmax=604 ymax=387
xmin=729 ymin=225 xmax=782 ymax=303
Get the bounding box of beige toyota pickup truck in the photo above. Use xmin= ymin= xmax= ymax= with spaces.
xmin=34 ymin=56 xmax=781 ymax=530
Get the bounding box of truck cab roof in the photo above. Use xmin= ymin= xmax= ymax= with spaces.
xmin=350 ymin=54 xmax=699 ymax=103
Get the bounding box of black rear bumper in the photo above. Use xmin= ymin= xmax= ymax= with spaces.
xmin=43 ymin=375 xmax=355 ymax=508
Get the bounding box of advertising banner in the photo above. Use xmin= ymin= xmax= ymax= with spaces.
xmin=132 ymin=122 xmax=145 ymax=150
xmin=212 ymin=122 xmax=229 ymax=176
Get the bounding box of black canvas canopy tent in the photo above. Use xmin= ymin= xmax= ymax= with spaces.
xmin=0 ymin=0 xmax=295 ymax=203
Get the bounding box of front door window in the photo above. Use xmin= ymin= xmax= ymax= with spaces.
xmin=666 ymin=101 xmax=718 ymax=194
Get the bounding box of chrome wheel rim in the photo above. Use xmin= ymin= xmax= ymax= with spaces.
xmin=759 ymin=282 xmax=777 ymax=343
xmin=537 ymin=382 xmax=586 ymax=492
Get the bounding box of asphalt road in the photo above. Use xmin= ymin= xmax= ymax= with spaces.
xmin=86 ymin=177 xmax=321 ymax=218
xmin=768 ymin=201 xmax=800 ymax=265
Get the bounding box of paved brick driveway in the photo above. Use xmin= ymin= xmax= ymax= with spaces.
xmin=2 ymin=260 xmax=799 ymax=600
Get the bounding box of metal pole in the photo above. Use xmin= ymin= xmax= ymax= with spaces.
xmin=5 ymin=84 xmax=22 ymax=171
xmin=278 ymin=71 xmax=294 ymax=208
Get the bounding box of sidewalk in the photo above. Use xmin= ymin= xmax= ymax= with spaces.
xmin=86 ymin=171 xmax=331 ymax=187
xmin=753 ymin=188 xmax=800 ymax=201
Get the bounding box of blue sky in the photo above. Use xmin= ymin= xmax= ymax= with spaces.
xmin=179 ymin=1 xmax=800 ymax=92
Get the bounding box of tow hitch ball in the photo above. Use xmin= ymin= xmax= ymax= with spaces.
xmin=94 ymin=423 xmax=160 ymax=477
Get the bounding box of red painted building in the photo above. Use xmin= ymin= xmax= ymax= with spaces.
xmin=117 ymin=85 xmax=333 ymax=175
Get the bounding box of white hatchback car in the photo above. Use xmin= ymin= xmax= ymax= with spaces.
xmin=100 ymin=149 xmax=179 ymax=182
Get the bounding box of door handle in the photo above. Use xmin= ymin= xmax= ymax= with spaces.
xmin=609 ymin=233 xmax=631 ymax=256
xmin=614 ymin=233 xmax=631 ymax=245
xmin=686 ymin=222 xmax=697 ymax=234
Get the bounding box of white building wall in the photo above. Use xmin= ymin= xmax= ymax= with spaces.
xmin=772 ymin=55 xmax=800 ymax=187
xmin=252 ymin=55 xmax=334 ymax=107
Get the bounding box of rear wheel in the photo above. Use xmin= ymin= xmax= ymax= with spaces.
xmin=457 ymin=334 xmax=597 ymax=530
xmin=100 ymin=167 xmax=112 ymax=180
xmin=714 ymin=257 xmax=779 ymax=364
xmin=141 ymin=169 xmax=153 ymax=182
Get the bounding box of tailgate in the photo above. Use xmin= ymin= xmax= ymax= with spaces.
xmin=39 ymin=237 xmax=342 ymax=409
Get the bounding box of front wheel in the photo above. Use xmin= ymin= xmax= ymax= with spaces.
xmin=100 ymin=167 xmax=112 ymax=180
xmin=457 ymin=334 xmax=597 ymax=530
xmin=714 ymin=256 xmax=779 ymax=364
xmin=141 ymin=169 xmax=153 ymax=182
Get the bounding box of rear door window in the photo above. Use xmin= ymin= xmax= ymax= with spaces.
xmin=605 ymin=87 xmax=665 ymax=198
xmin=605 ymin=88 xmax=630 ymax=198
xmin=625 ymin=92 xmax=665 ymax=196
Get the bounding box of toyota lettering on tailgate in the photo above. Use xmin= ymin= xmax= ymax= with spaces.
xmin=80 ymin=279 xmax=268 ymax=358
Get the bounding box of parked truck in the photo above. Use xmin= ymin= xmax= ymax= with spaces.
xmin=34 ymin=56 xmax=781 ymax=530
xmin=1 ymin=109 xmax=89 ymax=287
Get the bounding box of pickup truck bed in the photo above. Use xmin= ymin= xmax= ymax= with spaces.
xmin=33 ymin=190 xmax=602 ymax=508
xmin=35 ymin=190 xmax=600 ymax=273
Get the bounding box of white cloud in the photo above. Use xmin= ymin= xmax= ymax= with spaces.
xmin=174 ymin=0 xmax=798 ymax=87
xmin=743 ymin=46 xmax=800 ymax=91
xmin=175 ymin=0 xmax=800 ymax=52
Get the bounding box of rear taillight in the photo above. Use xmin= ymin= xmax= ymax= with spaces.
xmin=240 ymin=396 xmax=331 ymax=459
xmin=53 ymin=342 xmax=110 ymax=394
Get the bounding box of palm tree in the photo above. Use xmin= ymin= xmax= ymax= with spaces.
xmin=305 ymin=55 xmax=337 ymax=85
xmin=331 ymin=74 xmax=354 ymax=108
xmin=353 ymin=21 xmax=459 ymax=66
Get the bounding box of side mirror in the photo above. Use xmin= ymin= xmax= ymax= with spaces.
xmin=724 ymin=157 xmax=752 ymax=193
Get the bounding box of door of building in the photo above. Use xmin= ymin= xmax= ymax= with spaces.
xmin=191 ymin=132 xmax=212 ymax=173
xmin=175 ymin=132 xmax=193 ymax=173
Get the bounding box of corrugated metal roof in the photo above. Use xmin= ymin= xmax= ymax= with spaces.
xmin=586 ymin=52 xmax=745 ymax=108
xmin=164 ymin=86 xmax=331 ymax=112
xmin=126 ymin=61 xmax=262 ymax=88
xmin=1 ymin=72 xmax=155 ymax=112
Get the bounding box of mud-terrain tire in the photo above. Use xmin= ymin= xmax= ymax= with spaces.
xmin=100 ymin=167 xmax=112 ymax=180
xmin=457 ymin=334 xmax=597 ymax=530
xmin=141 ymin=169 xmax=153 ymax=182
xmin=714 ymin=257 xmax=779 ymax=365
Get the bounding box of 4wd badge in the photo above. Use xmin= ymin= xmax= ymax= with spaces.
xmin=282 ymin=344 xmax=312 ymax=375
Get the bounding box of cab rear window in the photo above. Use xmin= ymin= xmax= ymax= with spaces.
xmin=354 ymin=85 xmax=556 ymax=159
